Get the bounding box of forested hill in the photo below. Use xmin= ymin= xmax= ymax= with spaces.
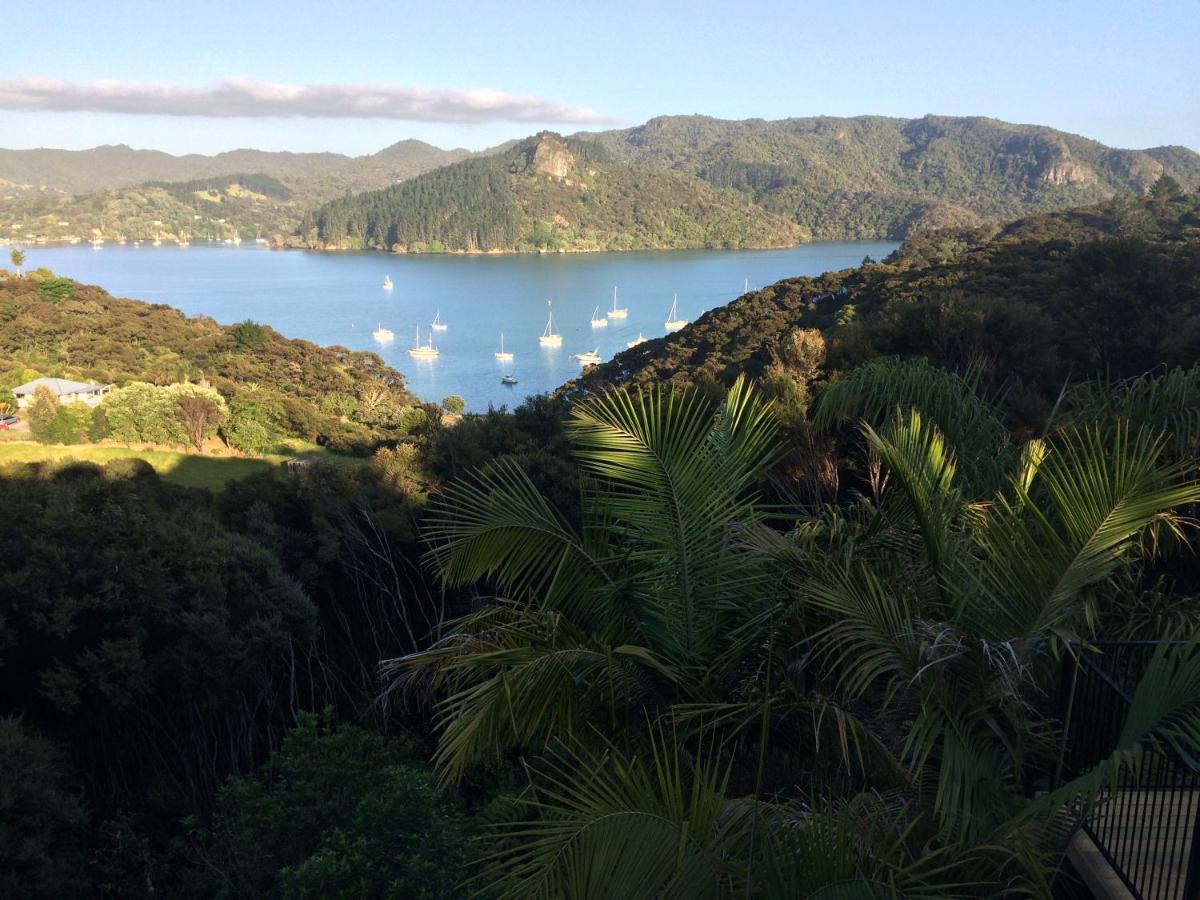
xmin=304 ymin=132 xmax=807 ymax=252
xmin=0 ymin=139 xmax=475 ymax=246
xmin=0 ymin=139 xmax=470 ymax=195
xmin=561 ymin=187 xmax=1200 ymax=424
xmin=0 ymin=272 xmax=419 ymax=449
xmin=582 ymin=114 xmax=1200 ymax=240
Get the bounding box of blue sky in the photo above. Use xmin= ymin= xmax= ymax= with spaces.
xmin=3 ymin=0 xmax=1197 ymax=155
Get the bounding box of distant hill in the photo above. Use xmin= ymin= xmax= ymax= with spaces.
xmin=560 ymin=189 xmax=1200 ymax=424
xmin=0 ymin=139 xmax=473 ymax=244
xmin=581 ymin=114 xmax=1200 ymax=240
xmin=308 ymin=115 xmax=1200 ymax=252
xmin=305 ymin=132 xmax=807 ymax=252
xmin=0 ymin=139 xmax=470 ymax=195
xmin=5 ymin=114 xmax=1199 ymax=250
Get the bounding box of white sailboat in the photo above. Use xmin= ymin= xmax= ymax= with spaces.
xmin=539 ymin=301 xmax=562 ymax=347
xmin=574 ymin=348 xmax=602 ymax=365
xmin=665 ymin=294 xmax=688 ymax=332
xmin=382 ymin=275 xmax=394 ymax=291
xmin=590 ymin=305 xmax=608 ymax=328
xmin=372 ymin=322 xmax=395 ymax=343
xmin=407 ymin=327 xmax=439 ymax=359
xmin=626 ymin=333 xmax=646 ymax=349
xmin=494 ymin=333 xmax=514 ymax=362
xmin=430 ymin=310 xmax=448 ymax=332
xmin=605 ymin=286 xmax=628 ymax=319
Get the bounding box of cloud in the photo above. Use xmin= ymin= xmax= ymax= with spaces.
xmin=0 ymin=77 xmax=616 ymax=125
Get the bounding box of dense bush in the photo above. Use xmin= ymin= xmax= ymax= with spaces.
xmin=0 ymin=719 xmax=88 ymax=898
xmin=185 ymin=714 xmax=466 ymax=899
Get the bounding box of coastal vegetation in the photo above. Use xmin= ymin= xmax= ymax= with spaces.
xmin=0 ymin=268 xmax=427 ymax=452
xmin=0 ymin=140 xmax=470 ymax=244
xmin=306 ymin=133 xmax=805 ymax=252
xmin=1 ymin=186 xmax=1198 ymax=897
xmin=307 ymin=116 xmax=1200 ymax=253
xmin=565 ymin=188 xmax=1200 ymax=428
xmin=8 ymin=114 xmax=1196 ymax=252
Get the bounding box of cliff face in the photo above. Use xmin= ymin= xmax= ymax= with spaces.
xmin=528 ymin=135 xmax=576 ymax=179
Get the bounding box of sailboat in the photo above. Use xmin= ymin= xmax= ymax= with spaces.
xmin=430 ymin=310 xmax=448 ymax=332
xmin=590 ymin=306 xmax=608 ymax=328
xmin=574 ymin=348 xmax=602 ymax=365
xmin=605 ymin=286 xmax=628 ymax=319
xmin=372 ymin=323 xmax=395 ymax=343
xmin=626 ymin=333 xmax=646 ymax=349
xmin=407 ymin=327 xmax=439 ymax=359
xmin=539 ymin=301 xmax=562 ymax=347
xmin=665 ymin=294 xmax=688 ymax=331
xmin=382 ymin=275 xmax=394 ymax=291
xmin=494 ymin=333 xmax=514 ymax=362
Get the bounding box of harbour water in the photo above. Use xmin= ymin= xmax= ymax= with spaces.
xmin=28 ymin=241 xmax=897 ymax=411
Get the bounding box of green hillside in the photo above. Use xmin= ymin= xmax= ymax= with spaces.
xmin=0 ymin=139 xmax=473 ymax=244
xmin=562 ymin=186 xmax=1200 ymax=423
xmin=306 ymin=132 xmax=807 ymax=252
xmin=585 ymin=114 xmax=1200 ymax=239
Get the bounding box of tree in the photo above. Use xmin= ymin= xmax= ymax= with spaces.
xmin=388 ymin=378 xmax=781 ymax=783
xmin=27 ymin=385 xmax=60 ymax=443
xmin=1149 ymin=171 xmax=1184 ymax=199
xmin=9 ymin=247 xmax=26 ymax=277
xmin=232 ymin=319 xmax=269 ymax=349
xmin=185 ymin=714 xmax=466 ymax=899
xmin=442 ymin=395 xmax=465 ymax=415
xmin=165 ymin=383 xmax=228 ymax=451
xmin=391 ymin=365 xmax=1200 ymax=895
xmin=223 ymin=386 xmax=286 ymax=455
xmin=104 ymin=382 xmax=174 ymax=444
xmin=0 ymin=720 xmax=88 ymax=898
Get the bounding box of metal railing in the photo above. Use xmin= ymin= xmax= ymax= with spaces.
xmin=1062 ymin=641 xmax=1200 ymax=900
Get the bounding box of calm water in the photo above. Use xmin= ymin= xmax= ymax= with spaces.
xmin=30 ymin=242 xmax=897 ymax=411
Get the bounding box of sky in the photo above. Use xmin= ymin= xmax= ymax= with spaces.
xmin=2 ymin=0 xmax=1197 ymax=156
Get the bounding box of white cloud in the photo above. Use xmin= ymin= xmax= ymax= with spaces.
xmin=0 ymin=77 xmax=616 ymax=124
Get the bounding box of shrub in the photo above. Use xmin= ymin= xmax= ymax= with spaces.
xmin=88 ymin=405 xmax=112 ymax=442
xmin=164 ymin=383 xmax=228 ymax=451
xmin=0 ymin=719 xmax=88 ymax=898
xmin=186 ymin=714 xmax=466 ymax=899
xmin=231 ymin=320 xmax=269 ymax=349
xmin=320 ymin=391 xmax=358 ymax=419
xmin=442 ymin=395 xmax=466 ymax=415
xmin=38 ymin=276 xmax=75 ymax=302
xmin=223 ymin=387 xmax=287 ymax=455
xmin=26 ymin=385 xmax=60 ymax=443
xmin=105 ymin=382 xmax=174 ymax=444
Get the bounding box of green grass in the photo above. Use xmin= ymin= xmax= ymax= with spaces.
xmin=0 ymin=443 xmax=284 ymax=490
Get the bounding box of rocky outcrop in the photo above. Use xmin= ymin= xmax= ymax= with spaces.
xmin=529 ymin=136 xmax=575 ymax=179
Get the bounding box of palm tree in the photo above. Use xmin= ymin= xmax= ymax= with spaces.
xmin=10 ymin=247 xmax=26 ymax=277
xmin=386 ymin=377 xmax=783 ymax=783
xmin=390 ymin=361 xmax=1200 ymax=894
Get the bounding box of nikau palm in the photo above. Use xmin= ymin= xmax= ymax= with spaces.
xmin=388 ymin=363 xmax=1200 ymax=896
xmin=389 ymin=377 xmax=782 ymax=782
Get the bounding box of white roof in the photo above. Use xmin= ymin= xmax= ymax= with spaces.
xmin=12 ymin=377 xmax=110 ymax=396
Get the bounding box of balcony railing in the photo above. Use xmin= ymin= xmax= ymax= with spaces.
xmin=1062 ymin=641 xmax=1200 ymax=900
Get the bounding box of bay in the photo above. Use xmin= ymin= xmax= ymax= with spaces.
xmin=27 ymin=241 xmax=898 ymax=412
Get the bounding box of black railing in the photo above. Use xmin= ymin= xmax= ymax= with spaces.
xmin=1062 ymin=641 xmax=1200 ymax=900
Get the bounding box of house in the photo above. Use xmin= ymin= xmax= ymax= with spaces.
xmin=12 ymin=377 xmax=111 ymax=408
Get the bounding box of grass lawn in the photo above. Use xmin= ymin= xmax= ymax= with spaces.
xmin=0 ymin=443 xmax=285 ymax=490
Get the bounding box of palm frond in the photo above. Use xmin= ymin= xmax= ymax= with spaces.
xmin=813 ymin=358 xmax=1010 ymax=493
xmin=422 ymin=458 xmax=612 ymax=616
xmin=961 ymin=425 xmax=1200 ymax=643
xmin=475 ymin=727 xmax=747 ymax=899
xmin=386 ymin=603 xmax=675 ymax=784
